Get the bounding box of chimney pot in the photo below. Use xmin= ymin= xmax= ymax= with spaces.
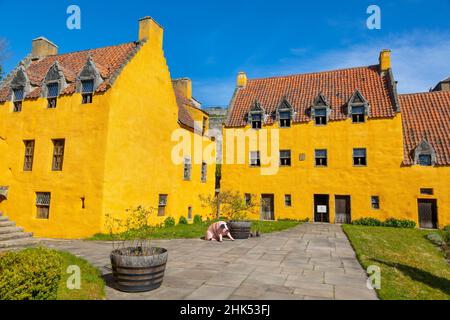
xmin=32 ymin=37 xmax=58 ymax=59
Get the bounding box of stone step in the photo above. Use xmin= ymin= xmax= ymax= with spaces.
xmin=0 ymin=216 xmax=8 ymax=222
xmin=0 ymin=232 xmax=33 ymax=241
xmin=0 ymin=227 xmax=24 ymax=235
xmin=0 ymin=237 xmax=40 ymax=249
xmin=0 ymin=221 xmax=15 ymax=228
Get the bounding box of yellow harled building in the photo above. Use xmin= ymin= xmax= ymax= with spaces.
xmin=0 ymin=17 xmax=216 ymax=238
xmin=222 ymin=50 xmax=450 ymax=228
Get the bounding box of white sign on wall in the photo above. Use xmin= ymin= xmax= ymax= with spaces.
xmin=317 ymin=205 xmax=327 ymax=213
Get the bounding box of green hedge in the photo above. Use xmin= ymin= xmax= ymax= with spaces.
xmin=0 ymin=248 xmax=63 ymax=300
xmin=178 ymin=216 xmax=188 ymax=225
xmin=352 ymin=217 xmax=416 ymax=229
xmin=352 ymin=217 xmax=383 ymax=226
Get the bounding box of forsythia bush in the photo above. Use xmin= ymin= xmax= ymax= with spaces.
xmin=0 ymin=248 xmax=63 ymax=300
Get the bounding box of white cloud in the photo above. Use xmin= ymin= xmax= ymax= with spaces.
xmin=195 ymin=31 xmax=450 ymax=106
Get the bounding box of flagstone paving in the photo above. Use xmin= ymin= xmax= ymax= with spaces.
xmin=42 ymin=223 xmax=378 ymax=300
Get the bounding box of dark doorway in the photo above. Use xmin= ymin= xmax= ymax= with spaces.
xmin=261 ymin=194 xmax=275 ymax=220
xmin=314 ymin=195 xmax=330 ymax=223
xmin=418 ymin=199 xmax=438 ymax=229
xmin=335 ymin=196 xmax=351 ymax=224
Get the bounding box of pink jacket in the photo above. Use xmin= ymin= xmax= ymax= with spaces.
xmin=206 ymin=221 xmax=230 ymax=240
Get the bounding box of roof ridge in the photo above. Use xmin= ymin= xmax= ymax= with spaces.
xmin=247 ymin=65 xmax=379 ymax=82
xmin=400 ymin=91 xmax=450 ymax=97
xmin=40 ymin=41 xmax=139 ymax=58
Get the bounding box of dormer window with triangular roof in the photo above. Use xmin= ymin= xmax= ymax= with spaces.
xmin=10 ymin=66 xmax=31 ymax=113
xmin=249 ymin=100 xmax=264 ymax=129
xmin=348 ymin=90 xmax=370 ymax=123
xmin=414 ymin=140 xmax=436 ymax=167
xmin=311 ymin=93 xmax=331 ymax=126
xmin=43 ymin=62 xmax=67 ymax=109
xmin=76 ymin=56 xmax=103 ymax=105
xmin=277 ymin=99 xmax=294 ymax=128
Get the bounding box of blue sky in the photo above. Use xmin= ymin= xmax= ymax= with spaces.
xmin=1 ymin=0 xmax=450 ymax=106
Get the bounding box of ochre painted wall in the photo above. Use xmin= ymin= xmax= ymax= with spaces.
xmin=0 ymin=92 xmax=111 ymax=238
xmin=0 ymin=26 xmax=216 ymax=238
xmin=99 ymin=36 xmax=216 ymax=231
xmin=222 ymin=115 xmax=450 ymax=228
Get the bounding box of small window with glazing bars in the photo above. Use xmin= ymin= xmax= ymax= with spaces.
xmin=315 ymin=149 xmax=328 ymax=167
xmin=47 ymin=83 xmax=59 ymax=108
xmin=13 ymin=88 xmax=24 ymax=112
xmin=23 ymin=140 xmax=35 ymax=171
xmin=280 ymin=150 xmax=291 ymax=167
xmin=201 ymin=162 xmax=207 ymax=183
xmin=36 ymin=192 xmax=51 ymax=219
xmin=353 ymin=148 xmax=367 ymax=166
xmin=52 ymin=139 xmax=65 ymax=171
xmin=81 ymin=80 xmax=94 ymax=104
xmin=352 ymin=106 xmax=365 ymax=123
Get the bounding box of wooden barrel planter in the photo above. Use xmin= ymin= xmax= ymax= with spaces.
xmin=110 ymin=247 xmax=168 ymax=293
xmin=228 ymin=221 xmax=252 ymax=240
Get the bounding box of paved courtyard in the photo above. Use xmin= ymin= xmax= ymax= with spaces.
xmin=42 ymin=223 xmax=378 ymax=300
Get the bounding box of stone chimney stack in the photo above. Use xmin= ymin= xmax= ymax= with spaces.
xmin=172 ymin=78 xmax=192 ymax=100
xmin=32 ymin=37 xmax=58 ymax=60
xmin=237 ymin=72 xmax=247 ymax=88
xmin=379 ymin=49 xmax=391 ymax=73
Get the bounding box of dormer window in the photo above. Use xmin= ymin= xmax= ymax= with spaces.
xmin=81 ymin=80 xmax=94 ymax=104
xmin=348 ymin=90 xmax=369 ymax=123
xmin=314 ymin=108 xmax=327 ymax=125
xmin=248 ymin=101 xmax=264 ymax=130
xmin=279 ymin=111 xmax=291 ymax=127
xmin=12 ymin=88 xmax=24 ymax=112
xmin=414 ymin=140 xmax=436 ymax=167
xmin=311 ymin=93 xmax=331 ymax=126
xmin=418 ymin=155 xmax=432 ymax=166
xmin=43 ymin=62 xmax=67 ymax=109
xmin=46 ymin=83 xmax=59 ymax=108
xmin=10 ymin=66 xmax=30 ymax=113
xmin=251 ymin=113 xmax=262 ymax=129
xmin=277 ymin=99 xmax=294 ymax=128
xmin=351 ymin=106 xmax=365 ymax=123
xmin=77 ymin=56 xmax=103 ymax=105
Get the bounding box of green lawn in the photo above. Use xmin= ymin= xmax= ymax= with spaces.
xmin=89 ymin=220 xmax=302 ymax=241
xmin=56 ymin=250 xmax=105 ymax=300
xmin=343 ymin=225 xmax=450 ymax=300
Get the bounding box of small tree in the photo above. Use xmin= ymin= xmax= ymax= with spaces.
xmin=200 ymin=191 xmax=259 ymax=221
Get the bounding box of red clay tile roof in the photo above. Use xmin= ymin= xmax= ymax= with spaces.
xmin=0 ymin=42 xmax=140 ymax=102
xmin=175 ymin=89 xmax=196 ymax=129
xmin=400 ymin=91 xmax=450 ymax=166
xmin=226 ymin=65 xmax=398 ymax=127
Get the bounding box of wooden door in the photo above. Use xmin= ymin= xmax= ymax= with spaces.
xmin=314 ymin=195 xmax=330 ymax=223
xmin=261 ymin=194 xmax=275 ymax=220
xmin=418 ymin=199 xmax=438 ymax=229
xmin=335 ymin=196 xmax=351 ymax=224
